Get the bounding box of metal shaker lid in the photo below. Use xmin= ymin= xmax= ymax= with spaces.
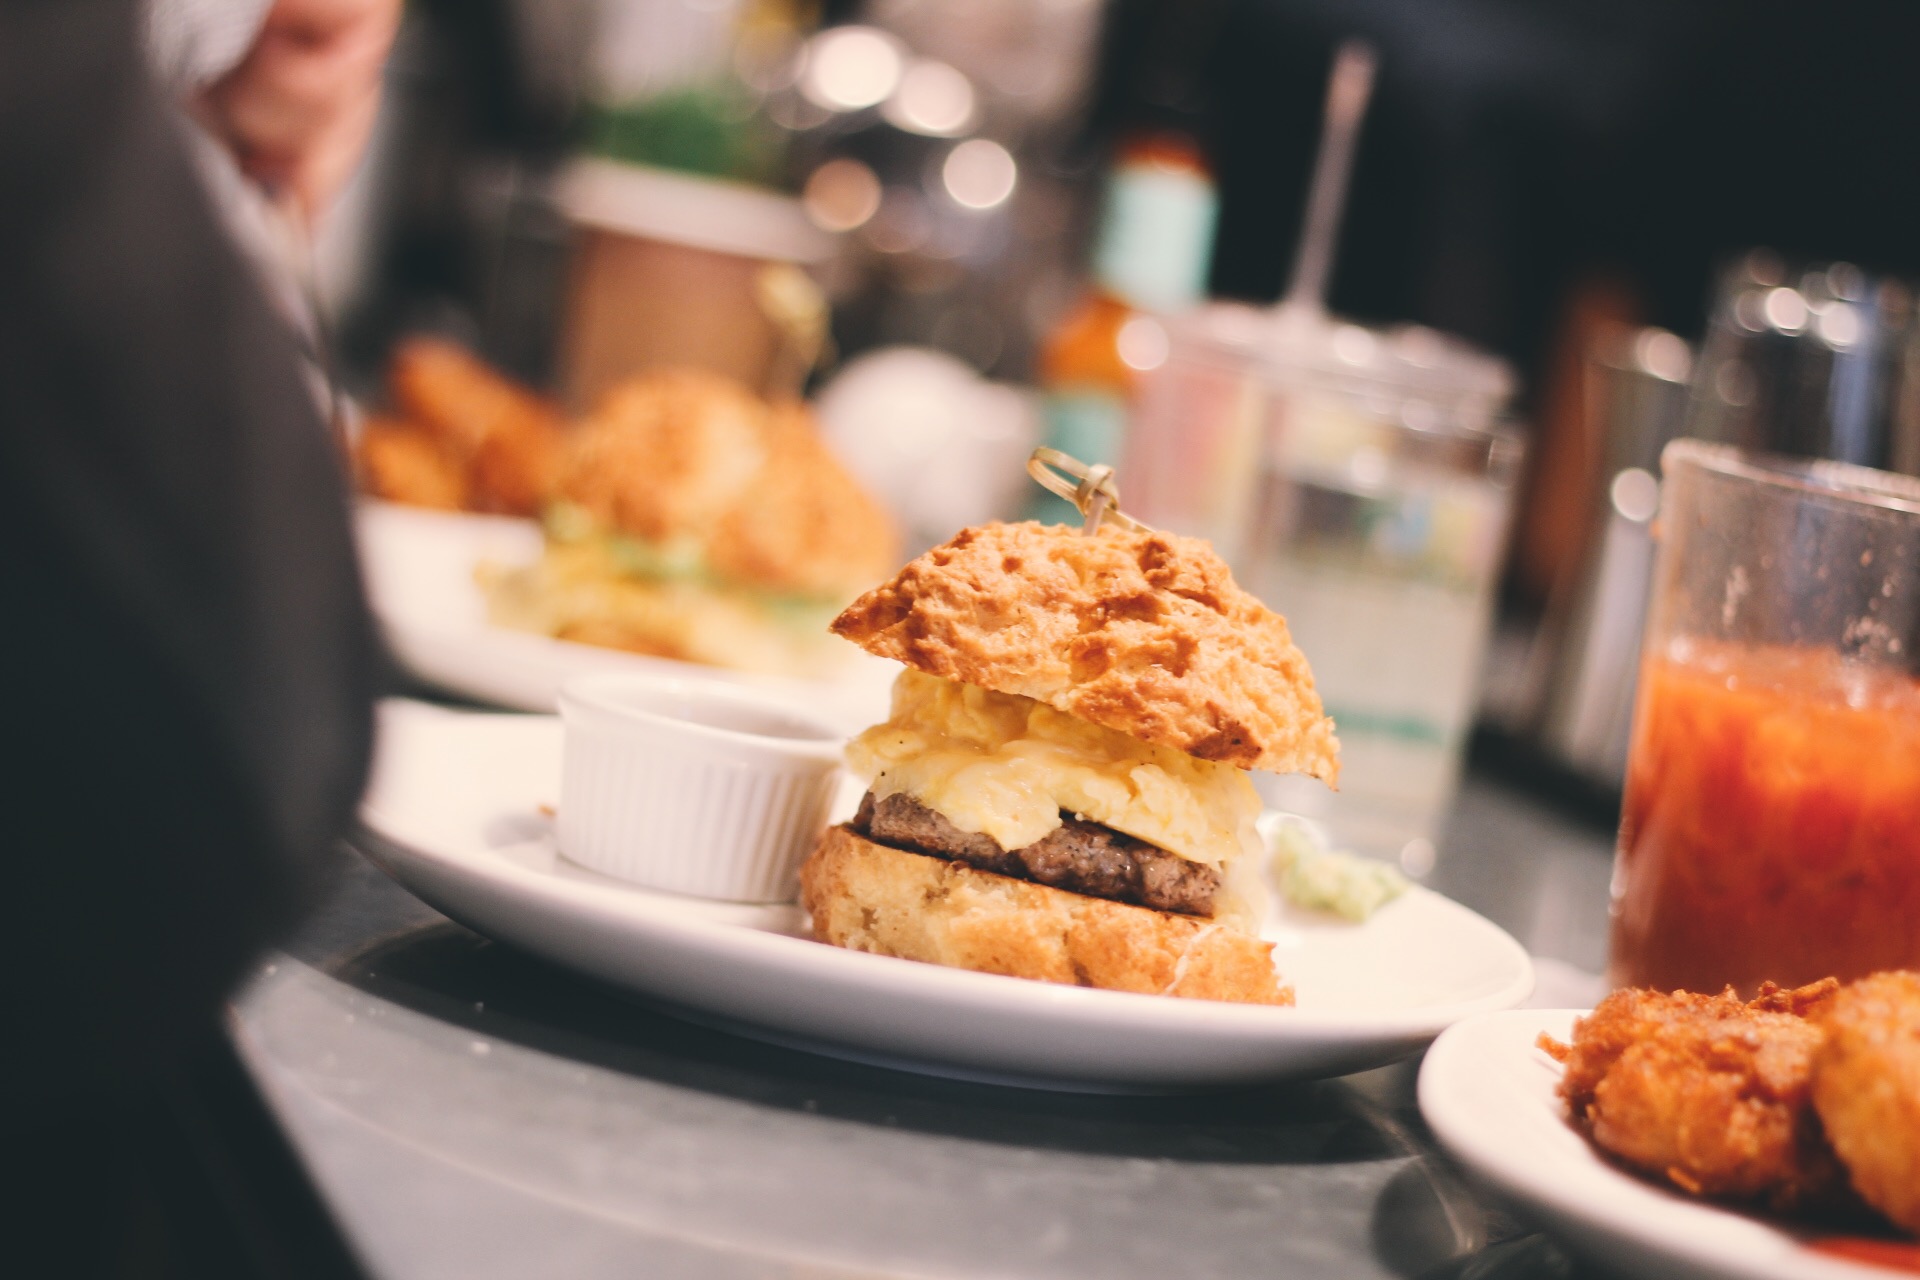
xmin=1163 ymin=300 xmax=1516 ymax=429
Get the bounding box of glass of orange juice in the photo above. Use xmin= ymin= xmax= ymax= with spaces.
xmin=1610 ymin=439 xmax=1920 ymax=995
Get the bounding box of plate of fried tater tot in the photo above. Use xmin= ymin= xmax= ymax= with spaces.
xmin=1420 ymin=974 xmax=1920 ymax=1280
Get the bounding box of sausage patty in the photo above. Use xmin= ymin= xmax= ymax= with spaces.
xmin=853 ymin=791 xmax=1221 ymax=918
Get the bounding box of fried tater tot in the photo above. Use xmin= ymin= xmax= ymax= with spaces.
xmin=1555 ymin=981 xmax=1856 ymax=1215
xmin=467 ymin=417 xmax=562 ymax=517
xmin=1812 ymin=971 xmax=1920 ymax=1233
xmin=388 ymin=337 xmax=564 ymax=515
xmin=357 ymin=417 xmax=467 ymax=510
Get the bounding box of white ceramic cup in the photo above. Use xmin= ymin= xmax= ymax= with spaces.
xmin=556 ymin=673 xmax=845 ymax=901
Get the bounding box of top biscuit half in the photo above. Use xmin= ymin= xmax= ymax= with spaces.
xmin=831 ymin=521 xmax=1340 ymax=782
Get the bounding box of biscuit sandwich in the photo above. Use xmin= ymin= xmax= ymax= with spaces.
xmin=799 ymin=518 xmax=1339 ymax=1005
xmin=483 ymin=370 xmax=898 ymax=676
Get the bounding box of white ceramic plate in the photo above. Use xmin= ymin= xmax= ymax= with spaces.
xmin=1419 ymin=1010 xmax=1899 ymax=1280
xmin=354 ymin=501 xmax=895 ymax=731
xmin=354 ymin=700 xmax=1534 ymax=1089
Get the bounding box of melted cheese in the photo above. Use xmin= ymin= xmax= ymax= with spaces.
xmin=845 ymin=670 xmax=1270 ymax=929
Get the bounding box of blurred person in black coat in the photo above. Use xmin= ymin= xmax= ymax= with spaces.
xmin=0 ymin=1 xmax=397 ymax=1275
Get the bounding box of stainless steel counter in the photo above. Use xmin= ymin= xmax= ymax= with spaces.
xmin=233 ymin=770 xmax=1617 ymax=1279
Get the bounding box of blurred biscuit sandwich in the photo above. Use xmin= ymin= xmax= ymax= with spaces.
xmin=800 ymin=519 xmax=1339 ymax=1005
xmin=483 ymin=370 xmax=898 ymax=676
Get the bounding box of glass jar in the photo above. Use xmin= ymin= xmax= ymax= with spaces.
xmin=1610 ymin=439 xmax=1920 ymax=995
xmin=1124 ymin=303 xmax=1522 ymax=861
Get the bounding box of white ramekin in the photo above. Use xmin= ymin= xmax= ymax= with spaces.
xmin=556 ymin=673 xmax=845 ymax=901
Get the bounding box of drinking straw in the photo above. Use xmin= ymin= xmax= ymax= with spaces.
xmin=1282 ymin=40 xmax=1378 ymax=316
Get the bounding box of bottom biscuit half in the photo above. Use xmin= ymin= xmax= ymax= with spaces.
xmin=799 ymin=824 xmax=1292 ymax=1006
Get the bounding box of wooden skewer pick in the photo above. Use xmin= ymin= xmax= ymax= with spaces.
xmin=1026 ymin=448 xmax=1150 ymax=535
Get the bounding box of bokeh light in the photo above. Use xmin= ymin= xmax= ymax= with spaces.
xmin=800 ymin=26 xmax=902 ymax=111
xmin=1763 ymin=286 xmax=1808 ymax=332
xmin=1116 ymin=315 xmax=1169 ymax=371
xmin=803 ymin=158 xmax=883 ymax=232
xmin=1818 ymin=302 xmax=1860 ymax=347
xmin=883 ymin=60 xmax=977 ymax=137
xmin=941 ymin=139 xmax=1017 ymax=210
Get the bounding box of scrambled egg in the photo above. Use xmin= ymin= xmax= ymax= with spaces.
xmin=846 ymin=670 xmax=1270 ymax=926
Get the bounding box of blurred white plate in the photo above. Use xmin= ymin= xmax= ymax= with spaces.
xmin=354 ymin=501 xmax=895 ymax=731
xmin=1419 ymin=1010 xmax=1901 ymax=1280
xmin=355 ymin=700 xmax=1535 ymax=1089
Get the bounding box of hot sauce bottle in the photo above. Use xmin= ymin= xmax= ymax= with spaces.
xmin=1029 ymin=132 xmax=1219 ymax=524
